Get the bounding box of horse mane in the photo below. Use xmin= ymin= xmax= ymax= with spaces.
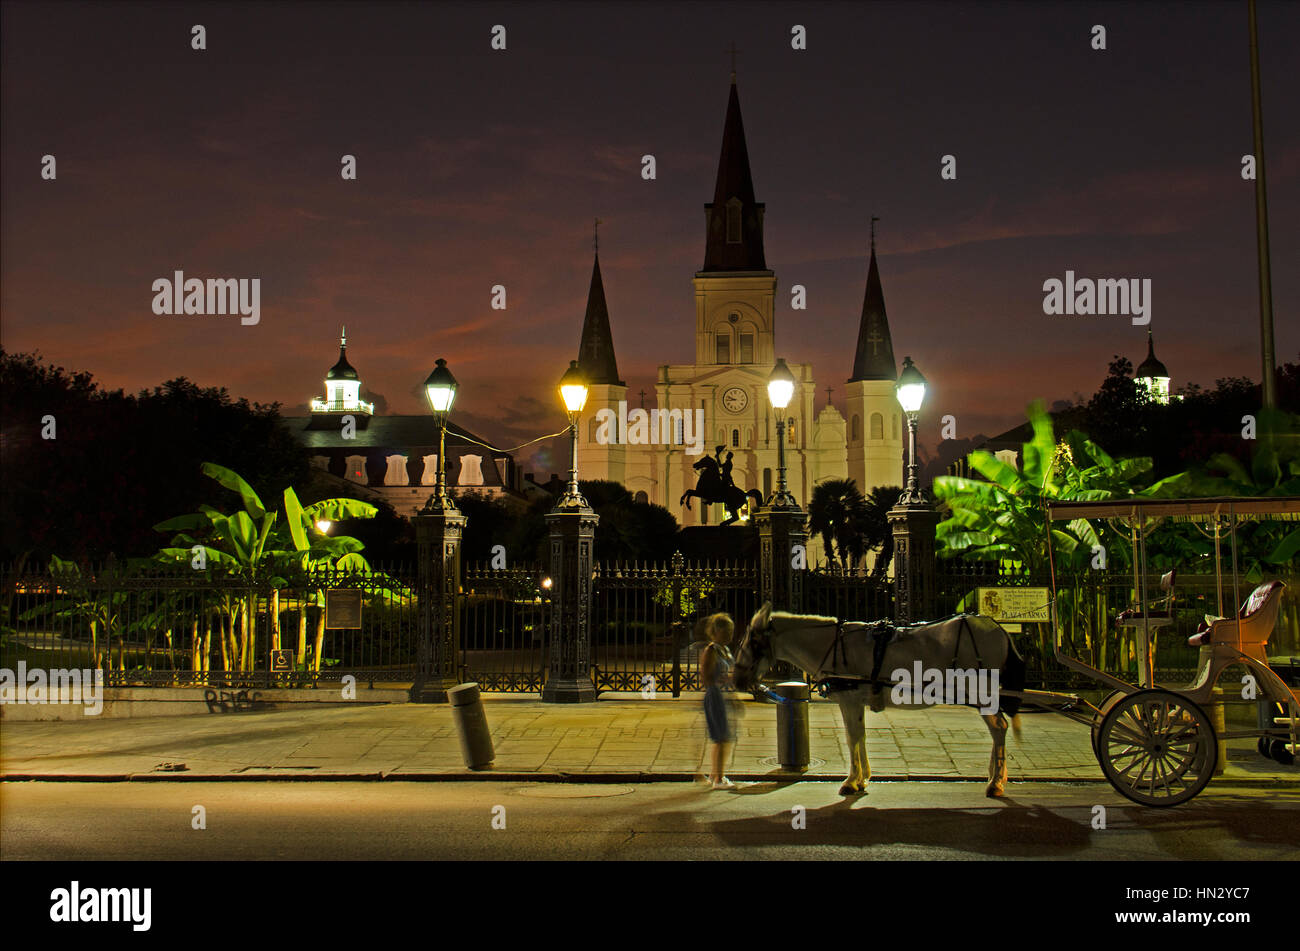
xmin=772 ymin=611 xmax=837 ymax=627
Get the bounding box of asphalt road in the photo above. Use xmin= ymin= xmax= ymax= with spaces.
xmin=4 ymin=779 xmax=1299 ymax=861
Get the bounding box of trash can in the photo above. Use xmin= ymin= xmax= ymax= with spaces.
xmin=774 ymin=681 xmax=810 ymax=771
xmin=448 ymin=682 xmax=495 ymax=770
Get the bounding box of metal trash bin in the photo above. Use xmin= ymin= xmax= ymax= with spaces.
xmin=448 ymin=682 xmax=495 ymax=770
xmin=774 ymin=681 xmax=810 ymax=771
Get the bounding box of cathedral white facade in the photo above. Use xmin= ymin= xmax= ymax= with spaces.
xmin=573 ymin=74 xmax=905 ymax=533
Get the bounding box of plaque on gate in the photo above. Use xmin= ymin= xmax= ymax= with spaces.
xmin=325 ymin=588 xmax=363 ymax=629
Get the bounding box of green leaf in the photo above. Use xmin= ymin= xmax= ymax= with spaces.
xmin=201 ymin=462 xmax=266 ymax=519
xmin=302 ymin=498 xmax=380 ymax=522
xmin=153 ymin=512 xmax=213 ymax=533
xmin=283 ymin=488 xmax=310 ymax=552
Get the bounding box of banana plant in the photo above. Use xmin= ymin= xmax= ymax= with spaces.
xmin=934 ymin=401 xmax=1190 ymax=663
xmin=153 ymin=463 xmax=383 ymax=675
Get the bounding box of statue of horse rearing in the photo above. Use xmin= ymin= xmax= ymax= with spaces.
xmin=680 ymin=455 xmax=762 ymax=526
xmin=734 ymin=602 xmax=1026 ymax=797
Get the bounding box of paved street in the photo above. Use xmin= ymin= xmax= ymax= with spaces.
xmin=3 ymin=780 xmax=1299 ymax=860
xmin=2 ymin=695 xmax=1293 ymax=783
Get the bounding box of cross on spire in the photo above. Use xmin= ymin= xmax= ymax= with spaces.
xmin=594 ymin=217 xmax=601 ymax=253
xmin=870 ymin=215 xmax=880 ymax=253
xmin=639 ymin=388 xmax=646 ymax=409
xmin=340 ymin=325 xmax=347 ymax=348
xmin=866 ymin=323 xmax=884 ymax=355
xmin=824 ymin=385 xmax=833 ymax=408
xmin=727 ymin=41 xmax=740 ymax=81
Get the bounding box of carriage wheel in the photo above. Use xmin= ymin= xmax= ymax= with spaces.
xmin=1091 ymin=690 xmax=1126 ymax=758
xmin=1258 ymin=736 xmax=1275 ymax=761
xmin=1269 ymin=740 xmax=1295 ymax=767
xmin=1097 ymin=689 xmax=1217 ymax=807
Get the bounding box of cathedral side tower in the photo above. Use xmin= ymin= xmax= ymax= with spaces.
xmin=845 ymin=238 xmax=904 ymax=496
xmin=574 ymin=249 xmax=628 ymax=483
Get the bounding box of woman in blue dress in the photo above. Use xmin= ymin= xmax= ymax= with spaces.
xmin=700 ymin=612 xmax=736 ymax=789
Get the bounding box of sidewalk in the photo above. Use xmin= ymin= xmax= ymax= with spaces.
xmin=1 ymin=694 xmax=1294 ymax=785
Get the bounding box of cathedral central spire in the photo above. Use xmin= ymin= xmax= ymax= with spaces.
xmin=701 ymin=76 xmax=767 ymax=272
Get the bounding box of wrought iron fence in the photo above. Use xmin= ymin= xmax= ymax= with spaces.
xmin=590 ymin=553 xmax=760 ymax=696
xmin=0 ymin=560 xmax=422 ymax=688
xmin=804 ymin=568 xmax=894 ymax=622
xmin=459 ymin=562 xmax=550 ymax=692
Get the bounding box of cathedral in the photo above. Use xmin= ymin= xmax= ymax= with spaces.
xmin=573 ymin=73 xmax=905 ymax=531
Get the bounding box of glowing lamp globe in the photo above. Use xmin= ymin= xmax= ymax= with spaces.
xmin=423 ymin=358 xmax=458 ymax=414
xmin=559 ymin=360 xmax=589 ymax=415
xmin=767 ymin=358 xmax=796 ymax=410
xmin=895 ymin=356 xmax=927 ymax=414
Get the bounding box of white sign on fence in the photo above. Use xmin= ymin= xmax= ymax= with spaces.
xmin=976 ymin=587 xmax=1050 ymax=623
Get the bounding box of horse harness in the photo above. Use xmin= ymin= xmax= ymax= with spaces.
xmin=812 ymin=614 xmax=985 ymax=697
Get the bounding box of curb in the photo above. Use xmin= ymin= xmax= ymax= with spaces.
xmin=2 ymin=769 xmax=1291 ymax=786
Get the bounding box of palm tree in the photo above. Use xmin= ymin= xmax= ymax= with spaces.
xmin=862 ymin=486 xmax=903 ymax=579
xmin=809 ymin=479 xmax=871 ymax=571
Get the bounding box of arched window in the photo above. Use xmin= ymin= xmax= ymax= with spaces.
xmin=731 ymin=429 xmax=739 ymax=448
xmin=345 ymin=455 xmax=368 ymax=484
xmin=458 ymin=454 xmax=484 ymax=486
xmin=421 ymin=454 xmax=438 ymax=485
xmin=726 ymin=198 xmax=742 ymax=243
xmin=383 ymin=454 xmax=409 ymax=486
xmin=716 ymin=333 xmax=731 ymax=364
xmin=634 ymin=490 xmax=648 ymax=504
xmin=869 ymin=413 xmax=884 ymax=441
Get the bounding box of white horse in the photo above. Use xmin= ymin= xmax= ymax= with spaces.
xmin=734 ymin=602 xmax=1026 ymax=797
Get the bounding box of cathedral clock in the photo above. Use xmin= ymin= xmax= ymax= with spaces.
xmin=721 ymin=386 xmax=748 ymax=414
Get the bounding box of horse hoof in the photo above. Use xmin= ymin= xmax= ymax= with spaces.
xmin=985 ymin=784 xmax=1005 ymax=798
xmin=838 ymin=783 xmax=865 ymax=797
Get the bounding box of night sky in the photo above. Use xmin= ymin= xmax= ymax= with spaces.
xmin=2 ymin=1 xmax=1297 ymax=475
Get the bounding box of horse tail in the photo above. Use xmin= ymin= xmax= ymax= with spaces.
xmin=998 ymin=620 xmax=1026 ymax=721
xmin=747 ymin=490 xmax=763 ymax=505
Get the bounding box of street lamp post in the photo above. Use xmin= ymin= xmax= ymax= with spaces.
xmin=422 ymin=358 xmax=459 ymax=513
xmin=895 ymin=356 xmax=926 ymax=505
xmin=412 ymin=357 xmax=466 ymax=703
xmin=766 ymin=358 xmax=798 ymax=510
xmin=888 ymin=355 xmax=938 ymax=624
xmin=556 ymin=360 xmax=590 ymax=509
xmin=756 ymin=358 xmax=807 ymax=618
xmin=542 ymin=360 xmax=599 ymax=702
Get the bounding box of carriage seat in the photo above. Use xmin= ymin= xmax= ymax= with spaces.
xmin=1186 ymin=580 xmax=1287 ymax=656
xmin=1116 ymin=569 xmax=1178 ymax=628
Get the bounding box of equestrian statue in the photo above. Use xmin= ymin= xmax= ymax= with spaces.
xmin=680 ymin=446 xmax=763 ymax=527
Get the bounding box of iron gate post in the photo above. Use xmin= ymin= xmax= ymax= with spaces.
xmin=888 ymin=500 xmax=938 ymax=624
xmin=541 ymin=500 xmax=599 ymax=703
xmin=756 ymin=502 xmax=807 ymax=613
xmin=412 ymin=504 xmax=466 ymax=703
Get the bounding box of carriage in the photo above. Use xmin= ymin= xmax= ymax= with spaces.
xmin=1032 ymin=496 xmax=1300 ymax=806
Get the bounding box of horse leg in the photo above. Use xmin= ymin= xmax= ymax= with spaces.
xmin=837 ymin=696 xmax=868 ymax=795
xmin=982 ymin=713 xmax=1009 ymax=798
xmin=679 ymin=491 xmax=692 ymax=509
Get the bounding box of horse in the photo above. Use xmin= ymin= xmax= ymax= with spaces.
xmin=733 ymin=602 xmax=1026 ymax=797
xmin=679 ymin=456 xmax=762 ymax=526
